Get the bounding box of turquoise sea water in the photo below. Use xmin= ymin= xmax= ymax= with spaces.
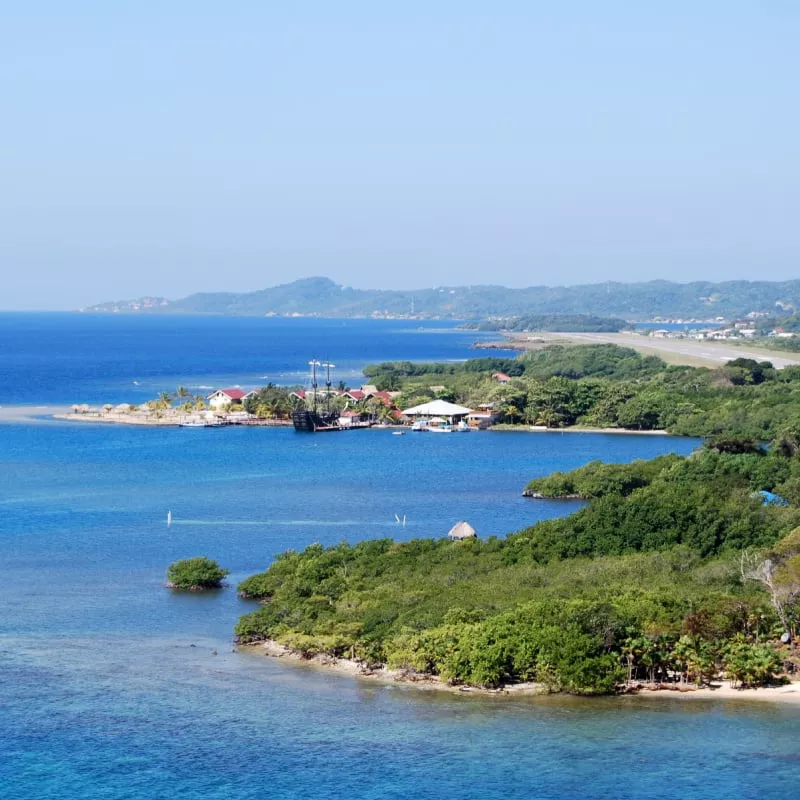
xmin=2 ymin=315 xmax=799 ymax=799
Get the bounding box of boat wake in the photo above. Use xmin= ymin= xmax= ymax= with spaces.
xmin=170 ymin=518 xmax=407 ymax=527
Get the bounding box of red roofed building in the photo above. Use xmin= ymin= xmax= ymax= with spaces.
xmin=492 ymin=372 xmax=512 ymax=384
xmin=370 ymin=391 xmax=393 ymax=406
xmin=207 ymin=388 xmax=247 ymax=409
xmin=342 ymin=389 xmax=366 ymax=402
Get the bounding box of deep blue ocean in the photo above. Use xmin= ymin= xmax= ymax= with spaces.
xmin=1 ymin=314 xmax=799 ymax=799
xmin=0 ymin=313 xmax=512 ymax=406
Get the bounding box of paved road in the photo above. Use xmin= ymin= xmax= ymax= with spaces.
xmin=514 ymin=332 xmax=800 ymax=370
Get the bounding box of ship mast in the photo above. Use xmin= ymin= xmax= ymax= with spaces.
xmin=308 ymin=359 xmax=320 ymax=414
xmin=322 ymin=362 xmax=335 ymax=414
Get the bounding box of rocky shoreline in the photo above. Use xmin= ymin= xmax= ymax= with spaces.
xmin=523 ymin=491 xmax=585 ymax=499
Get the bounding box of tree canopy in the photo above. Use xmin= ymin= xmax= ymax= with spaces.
xmin=167 ymin=557 xmax=229 ymax=590
xmin=234 ymin=445 xmax=800 ymax=693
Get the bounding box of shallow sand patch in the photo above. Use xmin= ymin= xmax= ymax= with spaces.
xmin=0 ymin=405 xmax=70 ymax=424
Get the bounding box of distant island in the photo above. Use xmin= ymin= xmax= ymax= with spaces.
xmin=81 ymin=276 xmax=800 ymax=321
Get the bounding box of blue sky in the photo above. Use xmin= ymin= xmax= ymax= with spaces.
xmin=1 ymin=1 xmax=798 ymax=309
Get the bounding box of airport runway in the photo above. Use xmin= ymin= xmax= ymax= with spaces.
xmin=511 ymin=331 xmax=800 ymax=370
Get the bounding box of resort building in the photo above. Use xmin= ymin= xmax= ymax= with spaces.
xmin=401 ymin=399 xmax=472 ymax=424
xmin=467 ymin=404 xmax=501 ymax=429
xmin=492 ymin=372 xmax=511 ymax=383
xmin=370 ymin=391 xmax=394 ymax=406
xmin=207 ymin=388 xmax=246 ymax=409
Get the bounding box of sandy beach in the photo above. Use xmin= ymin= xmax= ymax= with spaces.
xmin=0 ymin=405 xmax=70 ymax=424
xmin=245 ymin=640 xmax=800 ymax=704
xmin=52 ymin=411 xmax=184 ymax=426
xmin=525 ymin=425 xmax=668 ymax=436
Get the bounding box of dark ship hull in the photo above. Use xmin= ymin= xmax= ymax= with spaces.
xmin=292 ymin=409 xmax=341 ymax=432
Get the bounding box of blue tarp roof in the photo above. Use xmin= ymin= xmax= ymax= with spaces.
xmin=759 ymin=490 xmax=788 ymax=506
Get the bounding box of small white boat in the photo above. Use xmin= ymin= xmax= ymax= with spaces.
xmin=455 ymin=421 xmax=470 ymax=432
xmin=428 ymin=424 xmax=452 ymax=433
xmin=411 ymin=420 xmax=429 ymax=432
xmin=392 ymin=431 xmax=406 ymax=436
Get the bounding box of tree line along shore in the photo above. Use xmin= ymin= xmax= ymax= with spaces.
xmin=57 ymin=342 xmax=800 ymax=440
xmin=361 ymin=344 xmax=800 ymax=438
xmin=232 ymin=436 xmax=800 ymax=696
xmin=169 ymin=344 xmax=800 ymax=697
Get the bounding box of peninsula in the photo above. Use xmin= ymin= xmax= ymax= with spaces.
xmin=235 ymin=439 xmax=800 ymax=696
xmin=55 ymin=342 xmax=800 ymax=442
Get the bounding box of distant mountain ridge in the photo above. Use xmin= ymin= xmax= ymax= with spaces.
xmin=82 ymin=276 xmax=800 ymax=320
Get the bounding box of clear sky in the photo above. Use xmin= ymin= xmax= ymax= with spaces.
xmin=1 ymin=1 xmax=798 ymax=309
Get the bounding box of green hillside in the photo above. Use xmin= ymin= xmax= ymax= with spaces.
xmin=83 ymin=276 xmax=800 ymax=320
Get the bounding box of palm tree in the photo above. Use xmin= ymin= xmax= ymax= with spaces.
xmin=176 ymin=386 xmax=190 ymax=401
xmin=157 ymin=392 xmax=174 ymax=411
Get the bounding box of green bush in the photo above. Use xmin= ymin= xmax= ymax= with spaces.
xmin=722 ymin=636 xmax=782 ymax=688
xmin=166 ymin=557 xmax=229 ymax=590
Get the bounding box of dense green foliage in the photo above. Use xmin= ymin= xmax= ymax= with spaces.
xmin=524 ymin=456 xmax=681 ymax=498
xmin=518 ymin=449 xmax=800 ymax=561
xmin=166 ymin=557 xmax=229 ymax=590
xmin=88 ymin=276 xmax=800 ymax=320
xmin=370 ymin=344 xmax=800 ymax=440
xmin=462 ymin=314 xmax=628 ymax=333
xmin=235 ymin=446 xmax=800 ymax=693
xmin=244 ymin=384 xmax=301 ymax=418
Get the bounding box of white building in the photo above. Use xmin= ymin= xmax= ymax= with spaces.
xmin=207 ymin=388 xmax=246 ymax=410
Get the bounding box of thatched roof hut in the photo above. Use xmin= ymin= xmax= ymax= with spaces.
xmin=448 ymin=521 xmax=476 ymax=540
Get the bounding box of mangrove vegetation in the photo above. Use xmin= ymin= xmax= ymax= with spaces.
xmin=235 ymin=443 xmax=800 ymax=694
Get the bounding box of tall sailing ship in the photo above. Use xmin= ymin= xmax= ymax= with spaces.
xmin=291 ymin=360 xmax=342 ymax=432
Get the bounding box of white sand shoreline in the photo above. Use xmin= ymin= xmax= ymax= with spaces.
xmin=52 ymin=412 xmax=184 ymax=426
xmin=525 ymin=426 xmax=669 ymax=436
xmin=0 ymin=404 xmax=71 ymax=423
xmin=244 ymin=640 xmax=800 ymax=704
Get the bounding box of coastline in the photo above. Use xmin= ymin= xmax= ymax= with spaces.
xmin=51 ymin=411 xmax=293 ymax=427
xmin=0 ymin=404 xmax=71 ymax=424
xmin=244 ymin=640 xmax=800 ymax=704
xmin=242 ymin=640 xmax=548 ymax=696
xmin=491 ymin=423 xmax=669 ymax=436
xmin=51 ymin=411 xmax=672 ymax=436
xmin=527 ymin=425 xmax=668 ymax=435
xmin=53 ymin=412 xmax=184 ymax=426
xmin=42 ymin=409 xmax=674 ymax=437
